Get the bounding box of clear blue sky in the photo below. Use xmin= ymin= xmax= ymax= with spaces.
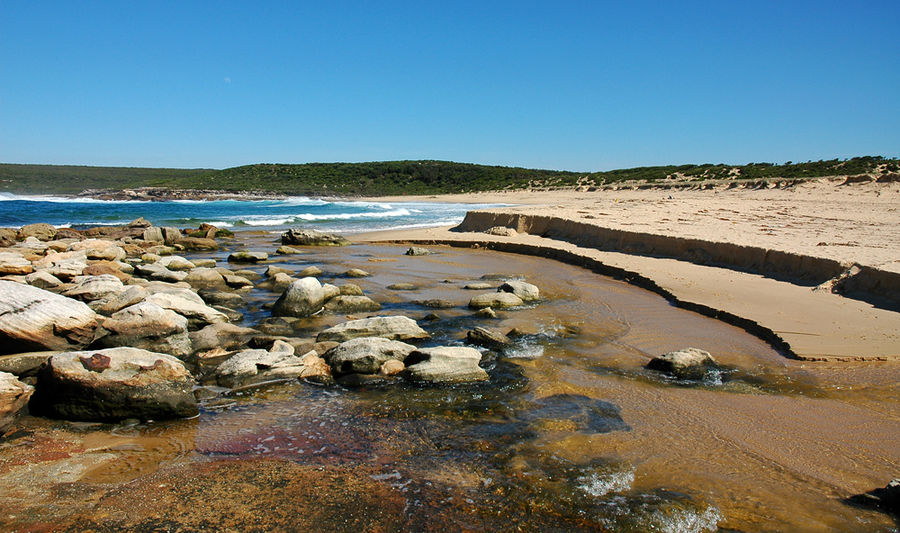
xmin=1 ymin=1 xmax=898 ymax=171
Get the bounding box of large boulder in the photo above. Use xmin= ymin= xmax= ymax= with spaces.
xmin=324 ymin=337 xmax=417 ymax=375
xmin=0 ymin=251 xmax=34 ymax=275
xmin=324 ymin=295 xmax=382 ymax=313
xmin=498 ymin=280 xmax=540 ymax=302
xmin=281 ymin=228 xmax=350 ymax=247
xmin=17 ymin=223 xmax=57 ymax=241
xmin=316 ymin=316 xmax=429 ymax=343
xmin=96 ymin=301 xmax=191 ymax=357
xmin=62 ymin=274 xmax=125 ymax=302
xmin=184 ymin=267 xmax=228 ymax=290
xmin=145 ymin=290 xmax=229 ymax=329
xmin=29 ymin=347 xmax=198 ymax=421
xmin=272 ymin=277 xmax=325 ymax=318
xmin=0 ymin=280 xmax=100 ymax=355
xmin=646 ymin=347 xmax=718 ymax=380
xmin=0 ymin=371 xmax=34 ymax=434
xmin=403 ymin=346 xmax=488 ymax=383
xmin=468 ymin=292 xmax=524 ymax=309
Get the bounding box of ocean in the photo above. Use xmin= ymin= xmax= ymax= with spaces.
xmin=0 ymin=193 xmax=503 ymax=234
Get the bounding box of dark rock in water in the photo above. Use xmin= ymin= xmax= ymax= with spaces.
xmin=847 ymin=479 xmax=900 ymax=516
xmin=272 ymin=278 xmax=325 ymax=318
xmin=405 ymin=247 xmax=431 ymax=256
xmin=415 ymin=299 xmax=455 ymax=309
xmin=0 ymin=280 xmax=101 ymax=355
xmin=646 ymin=348 xmax=718 ymax=380
xmin=198 ymin=289 xmax=245 ymax=308
xmin=281 ymin=228 xmax=350 ymax=247
xmin=317 ymin=316 xmax=429 ymax=343
xmin=336 ymin=372 xmax=396 ymax=387
xmin=324 ymin=337 xmax=416 ymax=375
xmin=467 ymin=326 xmax=511 ymax=351
xmin=422 ymin=313 xmax=441 ymax=321
xmin=228 ymin=251 xmax=268 ymax=263
xmin=0 ymin=371 xmax=34 ymax=434
xmin=403 ymin=346 xmax=488 ymax=383
xmin=524 ymin=394 xmax=630 ymax=434
xmin=29 ymin=347 xmax=198 ymax=422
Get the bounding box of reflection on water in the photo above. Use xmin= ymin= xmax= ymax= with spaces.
xmin=1 ymin=242 xmax=898 ymax=532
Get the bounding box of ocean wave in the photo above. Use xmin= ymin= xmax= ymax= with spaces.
xmin=0 ymin=192 xmax=154 ymax=204
xmin=273 ymin=196 xmax=329 ymax=207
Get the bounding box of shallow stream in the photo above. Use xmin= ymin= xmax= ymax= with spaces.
xmin=1 ymin=238 xmax=898 ymax=532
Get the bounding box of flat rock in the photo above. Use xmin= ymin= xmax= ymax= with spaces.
xmin=32 ymin=250 xmax=88 ymax=280
xmin=156 ymin=255 xmax=196 ymax=271
xmin=214 ymin=344 xmax=317 ymax=388
xmin=324 ymin=295 xmax=382 ymax=313
xmin=228 ymin=251 xmax=268 ymax=263
xmin=646 ymin=347 xmax=718 ymax=380
xmin=272 ymin=277 xmax=325 ymax=318
xmin=29 ymin=347 xmax=198 ymax=421
xmin=24 ymin=270 xmax=62 ymax=289
xmin=468 ymin=292 xmax=524 ymax=309
xmin=89 ymin=285 xmax=149 ymax=316
xmin=466 ymin=326 xmax=511 ymax=351
xmin=403 ymin=346 xmax=488 ymax=383
xmin=324 ymin=337 xmax=417 ymax=375
xmin=343 ymin=268 xmax=370 ymax=278
xmin=145 ymin=290 xmax=229 ymax=329
xmin=0 ymin=371 xmax=34 ymax=434
xmin=281 ymin=228 xmax=350 ymax=246
xmin=135 ymin=263 xmax=187 ymax=283
xmin=276 ymin=245 xmax=305 ymax=255
xmin=190 ymin=323 xmax=259 ymax=354
xmin=463 ymin=282 xmax=493 ymax=290
xmin=298 ymin=266 xmax=323 ymax=277
xmin=62 ymin=274 xmax=125 ymax=302
xmin=97 ymin=301 xmax=192 ymax=357
xmin=316 ymin=316 xmax=429 ymax=343
xmin=174 ymin=237 xmax=218 ymax=251
xmin=266 ymin=266 xmax=294 ymax=277
xmin=0 ymin=280 xmax=100 ymax=354
xmin=0 ymin=251 xmax=34 ymax=275
xmin=0 ymin=351 xmax=59 ymax=377
xmin=197 ymin=289 xmax=245 ymax=308
xmin=340 ymin=283 xmax=365 ymax=296
xmin=184 ymin=267 xmax=228 ymax=289
xmin=387 ymin=283 xmax=418 ymax=291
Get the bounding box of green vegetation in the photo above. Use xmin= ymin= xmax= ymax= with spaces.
xmin=1 ymin=156 xmax=896 ymax=196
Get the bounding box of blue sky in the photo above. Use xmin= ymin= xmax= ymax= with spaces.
xmin=1 ymin=1 xmax=898 ymax=171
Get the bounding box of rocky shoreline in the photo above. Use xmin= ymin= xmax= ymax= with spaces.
xmin=76 ymin=187 xmax=288 ymax=202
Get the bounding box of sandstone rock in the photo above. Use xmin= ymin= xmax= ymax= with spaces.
xmin=24 ymin=270 xmax=62 ymax=289
xmin=468 ymin=292 xmax=524 ymax=309
xmin=380 ymin=359 xmax=405 ymax=376
xmin=266 ymin=272 xmax=295 ymax=292
xmin=32 ymin=250 xmax=88 ymax=280
xmin=127 ymin=217 xmax=152 ymax=228
xmin=162 ymin=226 xmax=182 ymax=245
xmin=646 ymin=347 xmax=718 ymax=380
xmin=466 ymin=327 xmax=511 ymax=351
xmin=17 ymin=223 xmax=57 ymax=241
xmin=214 ymin=345 xmax=311 ymax=388
xmin=0 ymin=351 xmax=57 ymax=377
xmin=69 ymin=239 xmax=126 ymax=262
xmin=0 ymin=251 xmax=33 ymax=275
xmin=324 ymin=337 xmax=416 ymax=375
xmin=175 ymin=237 xmax=218 ymax=251
xmin=272 ymin=277 xmax=325 ymax=318
xmin=97 ymin=302 xmax=192 ymax=357
xmin=0 ymin=228 xmax=16 ymax=247
xmin=405 ymin=247 xmax=431 ymax=256
xmin=276 ymin=245 xmax=305 ymax=255
xmin=82 ymin=261 xmax=131 ymax=281
xmin=29 ymin=347 xmax=198 ymax=421
xmin=228 ymin=251 xmax=268 ymax=263
xmin=89 ymin=285 xmax=149 ymax=316
xmin=184 ymin=267 xmax=227 ymax=289
xmin=414 ymin=299 xmax=455 ymax=309
xmin=62 ymin=274 xmax=125 ymax=302
xmin=0 ymin=280 xmax=100 ymax=354
xmin=387 ymin=283 xmax=418 ymax=291
xmin=475 ymin=307 xmax=498 ymax=319
xmin=340 ymin=283 xmax=365 ymax=296
xmin=324 ymin=295 xmax=382 ymax=313
xmin=281 ymin=228 xmax=349 ymax=246
xmin=1 ymin=371 xmax=34 ymax=434
xmin=156 ymin=255 xmax=195 ymax=271
xmin=321 ymin=283 xmax=340 ymax=300
xmin=145 ymin=290 xmax=229 ymax=329
xmin=498 ymin=280 xmax=540 ymax=302
xmin=197 ymin=289 xmax=244 ymax=308
xmin=146 ymin=245 xmax=176 ymax=256
xmin=316 ymin=316 xmax=429 ymax=343
xmin=135 ymin=263 xmax=187 ymax=283
xmin=485 ymin=226 xmax=517 ymax=236
xmin=266 ymin=266 xmax=294 ymax=277
xmin=298 ymin=266 xmax=323 ymax=277
xmin=142 ymin=227 xmax=165 ymax=243
xmin=403 ymin=346 xmax=488 ymax=383
xmin=192 ymin=258 xmax=217 ymax=268
xmin=221 ymin=271 xmax=253 ymax=288
xmin=343 ymin=268 xmax=370 ymax=278
xmin=189 ymin=323 xmax=259 ymax=354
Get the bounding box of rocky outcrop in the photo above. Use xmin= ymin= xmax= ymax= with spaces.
xmin=316 ymin=316 xmax=430 ymax=343
xmin=281 ymin=228 xmax=350 ymax=247
xmin=324 ymin=337 xmax=416 ymax=375
xmin=468 ymin=292 xmax=524 ymax=309
xmin=498 ymin=280 xmax=540 ymax=302
xmin=403 ymin=346 xmax=488 ymax=383
xmin=96 ymin=301 xmax=191 ymax=357
xmin=0 ymin=280 xmax=101 ymax=354
xmin=646 ymin=347 xmax=718 ymax=379
xmin=0 ymin=371 xmax=34 ymax=434
xmin=29 ymin=347 xmax=198 ymax=421
xmin=272 ymin=278 xmax=325 ymax=318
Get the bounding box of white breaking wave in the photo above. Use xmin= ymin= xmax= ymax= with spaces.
xmin=0 ymin=192 xmax=151 ymax=204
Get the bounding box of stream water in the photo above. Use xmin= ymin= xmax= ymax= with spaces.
xmin=1 ymin=236 xmax=897 ymax=532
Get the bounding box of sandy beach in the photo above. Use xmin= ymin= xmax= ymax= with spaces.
xmin=358 ymin=177 xmax=900 ymax=360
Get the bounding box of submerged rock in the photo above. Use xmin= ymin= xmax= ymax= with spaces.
xmin=0 ymin=371 xmax=34 ymax=434
xmin=646 ymin=347 xmax=718 ymax=380
xmin=403 ymin=346 xmax=488 ymax=383
xmin=405 ymin=247 xmax=431 ymax=256
xmin=281 ymin=228 xmax=350 ymax=247
xmin=29 ymin=347 xmax=198 ymax=421
xmin=324 ymin=337 xmax=417 ymax=375
xmin=272 ymin=277 xmax=325 ymax=318
xmin=468 ymin=292 xmax=524 ymax=309
xmin=0 ymin=280 xmax=101 ymax=355
xmin=343 ymin=268 xmax=370 ymax=278
xmin=316 ymin=316 xmax=429 ymax=343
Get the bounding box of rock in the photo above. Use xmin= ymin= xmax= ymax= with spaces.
xmin=97 ymin=302 xmax=192 ymax=357
xmin=162 ymin=226 xmax=182 ymax=245
xmin=403 ymin=346 xmax=488 ymax=383
xmin=17 ymin=223 xmax=57 ymax=241
xmin=466 ymin=327 xmax=511 ymax=351
xmin=387 ymin=283 xmax=418 ymax=291
xmin=189 ymin=323 xmax=258 ymax=354
xmin=145 ymin=290 xmax=229 ymax=329
xmin=0 ymin=351 xmax=57 ymax=377
xmin=89 ymin=285 xmax=149 ymax=316
xmin=485 ymin=226 xmax=517 ymax=236
xmin=214 ymin=345 xmax=311 ymax=388
xmin=380 ymin=359 xmax=405 ymax=376
xmin=316 ymin=316 xmax=429 ymax=343
xmin=193 ymin=258 xmax=216 ymax=268
xmin=272 ymin=277 xmax=325 ymax=318
xmin=62 ymin=274 xmax=125 ymax=302
xmin=298 ymin=266 xmax=323 ymax=277
xmin=646 ymin=347 xmax=718 ymax=379
xmin=321 ymin=283 xmax=340 ymax=300
xmin=228 ymin=251 xmax=268 ymax=263
xmin=197 ymin=289 xmax=244 ymax=308
xmin=24 ymin=270 xmax=62 ymax=289
xmin=143 ymin=227 xmax=165 ymax=243
xmin=29 ymin=347 xmax=198 ymax=421
xmin=156 ymin=255 xmax=195 ymax=271
xmin=422 ymin=312 xmax=441 ymax=321
xmin=135 ymin=263 xmax=187 ymax=283
xmin=82 ymin=261 xmax=131 ymax=282
xmin=414 ymin=299 xmax=455 ymax=309
xmin=213 ymin=305 xmax=244 ymax=323
xmin=268 ymin=272 xmax=295 ymax=292
xmin=0 ymin=228 xmax=17 ymax=247
xmin=184 ymin=267 xmax=227 ymax=289
xmin=340 ymin=283 xmax=364 ymax=296
xmin=0 ymin=251 xmax=34 ymax=275
xmin=141 ymin=253 xmax=161 ymax=263
xmin=175 ymin=237 xmax=218 ymax=251
xmin=276 ymin=245 xmax=305 ymax=255
xmin=869 ymin=479 xmax=900 ymax=514
xmin=69 ymin=239 xmax=126 ymax=262
xmin=0 ymin=280 xmax=101 ymax=354
xmin=146 ymin=245 xmax=176 ymax=256
xmin=127 ymin=217 xmax=152 ymax=228
xmin=468 ymin=292 xmax=524 ymax=309
xmin=474 ymin=307 xmax=498 ymax=318
xmin=324 ymin=337 xmax=416 ymax=375
xmin=32 ymin=250 xmax=88 ymax=280
xmin=343 ymin=268 xmax=370 ymax=278
xmin=405 ymin=247 xmax=431 ymax=256
xmin=281 ymin=228 xmax=350 ymax=247
xmin=324 ymin=295 xmax=382 ymax=313
xmin=265 ymin=266 xmax=294 ymax=277
xmin=0 ymin=371 xmax=34 ymax=434
xmin=499 ymin=280 xmax=540 ymax=302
